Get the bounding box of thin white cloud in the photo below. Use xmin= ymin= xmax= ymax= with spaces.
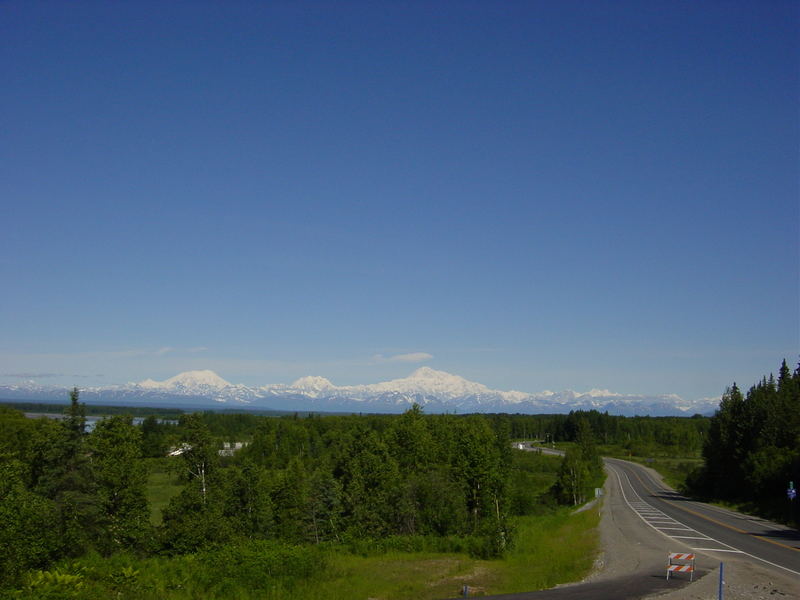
xmin=153 ymin=346 xmax=208 ymax=356
xmin=393 ymin=352 xmax=434 ymax=363
xmin=372 ymin=352 xmax=433 ymax=364
xmin=156 ymin=346 xmax=207 ymax=355
xmin=4 ymin=372 xmax=63 ymax=379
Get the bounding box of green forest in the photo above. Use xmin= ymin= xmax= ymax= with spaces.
xmin=1 ymin=360 xmax=796 ymax=598
xmin=686 ymin=359 xmax=800 ymax=525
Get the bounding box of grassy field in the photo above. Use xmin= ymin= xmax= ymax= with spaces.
xmin=492 ymin=508 xmax=599 ymax=593
xmin=144 ymin=458 xmax=183 ymax=525
xmin=289 ymin=508 xmax=600 ymax=599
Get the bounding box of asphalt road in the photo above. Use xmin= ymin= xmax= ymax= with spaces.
xmin=605 ymin=457 xmax=800 ymax=578
xmin=447 ymin=448 xmax=799 ymax=599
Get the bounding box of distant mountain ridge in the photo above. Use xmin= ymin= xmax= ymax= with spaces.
xmin=0 ymin=368 xmax=720 ymax=416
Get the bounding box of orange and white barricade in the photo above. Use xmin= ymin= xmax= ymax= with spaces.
xmin=666 ymin=552 xmax=695 ymax=581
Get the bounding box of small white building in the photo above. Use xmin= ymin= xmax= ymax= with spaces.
xmin=218 ymin=441 xmax=247 ymax=456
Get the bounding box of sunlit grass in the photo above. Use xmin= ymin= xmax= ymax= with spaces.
xmin=289 ymin=553 xmax=480 ymax=600
xmin=144 ymin=458 xmax=183 ymax=525
xmin=287 ymin=507 xmax=600 ymax=600
xmin=491 ymin=508 xmax=600 ymax=593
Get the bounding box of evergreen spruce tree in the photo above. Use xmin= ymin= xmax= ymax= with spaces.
xmin=89 ymin=415 xmax=150 ymax=553
xmin=34 ymin=388 xmax=100 ymax=556
xmin=0 ymin=459 xmax=61 ymax=586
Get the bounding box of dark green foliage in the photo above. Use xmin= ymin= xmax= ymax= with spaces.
xmin=89 ymin=416 xmax=150 ymax=553
xmin=507 ymin=450 xmax=561 ymax=516
xmin=0 ymin=460 xmax=62 ymax=586
xmin=552 ymin=418 xmax=605 ymax=505
xmin=688 ymin=360 xmax=800 ymax=526
xmin=160 ymin=483 xmax=235 ymax=553
xmin=224 ymin=459 xmax=276 ymax=539
xmin=337 ymin=429 xmax=403 ymax=538
xmin=153 ymin=407 xmax=518 ymax=555
xmin=0 ymin=407 xmax=39 ymax=464
xmin=197 ymin=540 xmax=326 ymax=591
xmin=0 ymin=400 xmax=184 ymax=419
xmin=34 ymin=389 xmax=101 ymax=555
xmin=403 ymin=468 xmax=468 ymax=535
xmin=160 ymin=415 xmax=233 ymax=552
xmin=140 ymin=415 xmax=170 ymax=458
xmin=491 ymin=410 xmax=709 ymax=457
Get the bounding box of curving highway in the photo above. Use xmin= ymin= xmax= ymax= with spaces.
xmin=605 ymin=457 xmax=800 ymax=578
xmin=448 ymin=448 xmax=800 ymax=599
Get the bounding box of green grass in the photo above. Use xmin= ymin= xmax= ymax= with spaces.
xmin=290 ymin=551 xmax=480 ymax=600
xmin=491 ymin=508 xmax=600 ymax=594
xmin=144 ymin=458 xmax=183 ymax=525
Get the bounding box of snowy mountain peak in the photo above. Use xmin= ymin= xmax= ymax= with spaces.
xmin=138 ymin=370 xmax=232 ymax=391
xmin=290 ymin=376 xmax=334 ymax=391
xmin=408 ymin=366 xmax=458 ymax=381
xmin=585 ymin=388 xmax=622 ymax=398
xmin=378 ymin=367 xmax=491 ymax=398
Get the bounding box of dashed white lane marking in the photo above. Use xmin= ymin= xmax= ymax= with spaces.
xmin=692 ymin=548 xmax=747 ymax=552
xmin=611 ymin=465 xmax=742 ymax=555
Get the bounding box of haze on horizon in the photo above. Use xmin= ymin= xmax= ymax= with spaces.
xmin=1 ymin=1 xmax=797 ymax=404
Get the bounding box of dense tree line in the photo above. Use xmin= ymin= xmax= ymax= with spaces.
xmin=489 ymin=410 xmax=709 ymax=457
xmin=687 ymin=360 xmax=800 ymax=525
xmin=160 ymin=405 xmax=515 ymax=557
xmin=0 ymin=400 xmax=183 ymax=418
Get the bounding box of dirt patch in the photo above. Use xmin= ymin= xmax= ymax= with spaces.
xmin=427 ymin=560 xmax=491 ymax=594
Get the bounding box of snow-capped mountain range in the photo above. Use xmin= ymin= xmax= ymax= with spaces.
xmin=0 ymin=367 xmax=720 ymax=416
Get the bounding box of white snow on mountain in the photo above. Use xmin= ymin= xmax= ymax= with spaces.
xmin=282 ymin=376 xmax=336 ymax=397
xmin=0 ymin=368 xmax=722 ymax=416
xmin=138 ymin=369 xmax=232 ymax=391
xmin=348 ymin=367 xmax=493 ymax=399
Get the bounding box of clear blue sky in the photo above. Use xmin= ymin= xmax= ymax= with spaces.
xmin=2 ymin=1 xmax=797 ymax=401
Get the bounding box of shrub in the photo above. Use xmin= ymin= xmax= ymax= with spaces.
xmin=197 ymin=540 xmax=326 ymax=590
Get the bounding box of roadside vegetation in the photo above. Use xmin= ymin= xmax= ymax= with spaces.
xmin=0 ymin=508 xmax=599 ymax=600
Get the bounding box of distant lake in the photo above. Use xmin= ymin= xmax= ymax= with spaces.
xmin=24 ymin=413 xmax=176 ymax=432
